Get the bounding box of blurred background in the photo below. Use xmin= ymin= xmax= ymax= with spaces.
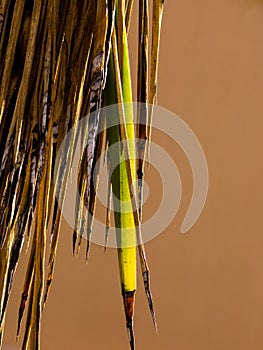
xmin=3 ymin=0 xmax=263 ymax=349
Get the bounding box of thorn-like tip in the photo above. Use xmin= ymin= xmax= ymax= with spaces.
xmin=104 ymin=228 xmax=109 ymax=253
xmin=123 ymin=291 xmax=136 ymax=350
xmin=127 ymin=321 xmax=135 ymax=350
xmin=85 ymin=240 xmax=90 ymax=263
xmin=73 ymin=231 xmax=77 ymax=255
xmin=143 ymin=271 xmax=158 ymax=333
xmin=75 ymin=235 xmax=82 ymax=256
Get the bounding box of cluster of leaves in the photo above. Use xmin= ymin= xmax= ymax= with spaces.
xmin=0 ymin=0 xmax=164 ymax=349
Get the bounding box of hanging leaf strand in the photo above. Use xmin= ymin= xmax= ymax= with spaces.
xmin=0 ymin=0 xmax=165 ymax=349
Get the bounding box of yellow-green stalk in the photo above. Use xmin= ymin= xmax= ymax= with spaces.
xmin=104 ymin=4 xmax=137 ymax=348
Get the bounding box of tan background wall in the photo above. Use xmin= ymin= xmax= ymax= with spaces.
xmin=3 ymin=1 xmax=263 ymax=349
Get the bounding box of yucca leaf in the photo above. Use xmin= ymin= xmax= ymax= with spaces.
xmin=0 ymin=1 xmax=165 ymax=349
xmin=136 ymin=0 xmax=158 ymax=331
xmin=17 ymin=241 xmax=35 ymax=339
xmin=85 ymin=114 xmax=106 ymax=260
xmin=105 ymin=20 xmax=137 ymax=347
xmin=125 ymin=0 xmax=134 ymax=31
xmin=147 ymin=0 xmax=165 ymax=152
xmin=137 ymin=0 xmax=149 ymax=221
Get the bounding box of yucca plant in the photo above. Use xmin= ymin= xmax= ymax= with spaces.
xmin=0 ymin=0 xmax=164 ymax=349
